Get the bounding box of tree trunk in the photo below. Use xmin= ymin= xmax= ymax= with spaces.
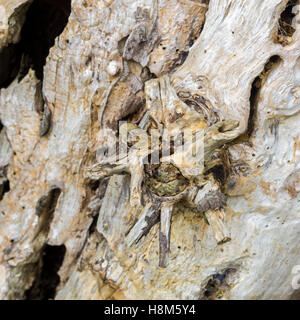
xmin=0 ymin=0 xmax=300 ymax=300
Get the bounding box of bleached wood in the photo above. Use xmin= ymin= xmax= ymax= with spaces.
xmin=0 ymin=0 xmax=300 ymax=300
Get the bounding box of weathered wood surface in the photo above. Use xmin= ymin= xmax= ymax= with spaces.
xmin=0 ymin=0 xmax=300 ymax=300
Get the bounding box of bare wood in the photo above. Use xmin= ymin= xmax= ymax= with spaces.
xmin=126 ymin=201 xmax=161 ymax=247
xmin=205 ymin=209 xmax=231 ymax=245
xmin=129 ymin=157 xmax=144 ymax=207
xmin=159 ymin=202 xmax=173 ymax=268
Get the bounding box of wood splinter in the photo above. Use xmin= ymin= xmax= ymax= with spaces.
xmin=205 ymin=208 xmax=231 ymax=244
xmin=159 ymin=202 xmax=173 ymax=268
xmin=126 ymin=201 xmax=161 ymax=247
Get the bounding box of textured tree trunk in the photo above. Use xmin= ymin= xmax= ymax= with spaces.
xmin=0 ymin=0 xmax=300 ymax=300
